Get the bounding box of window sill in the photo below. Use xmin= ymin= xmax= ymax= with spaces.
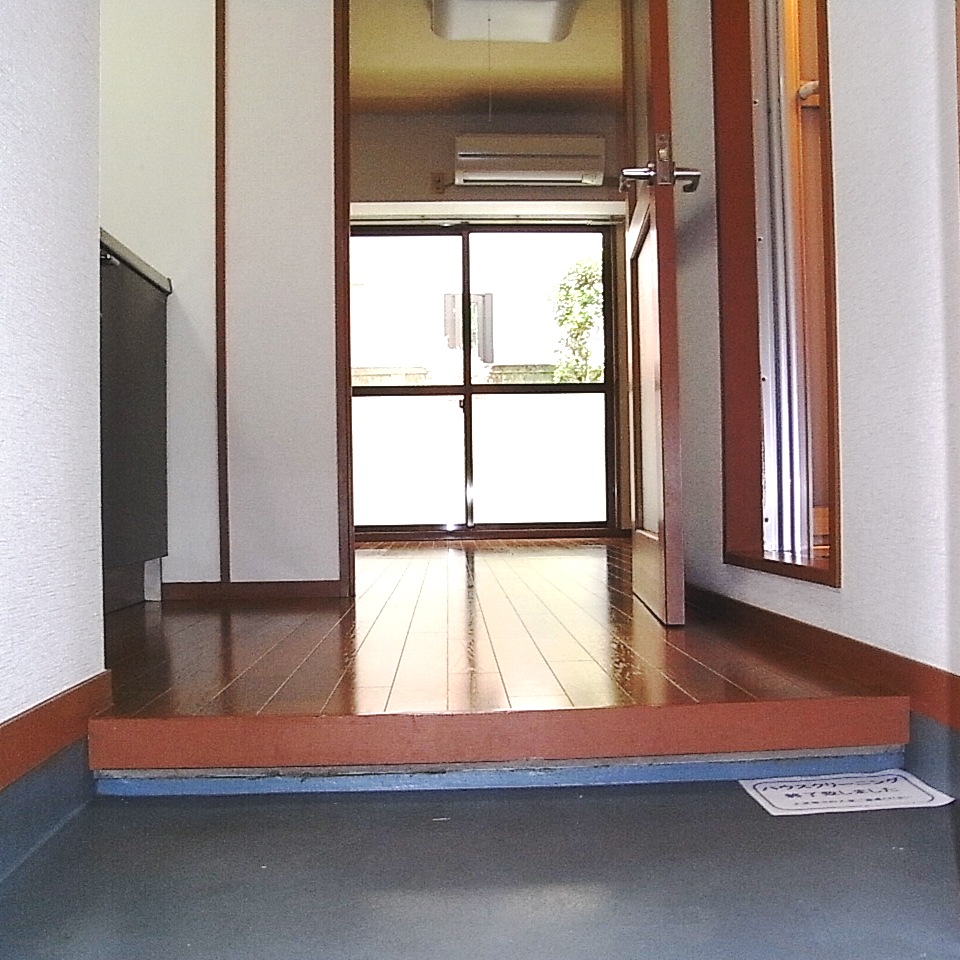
xmin=724 ymin=549 xmax=839 ymax=587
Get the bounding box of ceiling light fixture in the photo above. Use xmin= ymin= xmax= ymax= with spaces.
xmin=431 ymin=0 xmax=583 ymax=43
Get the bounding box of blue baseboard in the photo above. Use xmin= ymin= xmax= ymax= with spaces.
xmin=95 ymin=749 xmax=904 ymax=798
xmin=0 ymin=740 xmax=93 ymax=884
xmin=905 ymin=712 xmax=960 ymax=796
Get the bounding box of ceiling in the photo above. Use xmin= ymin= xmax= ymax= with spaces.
xmin=349 ymin=0 xmax=624 ymax=112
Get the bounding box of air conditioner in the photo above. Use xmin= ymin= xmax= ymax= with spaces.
xmin=454 ymin=134 xmax=605 ymax=187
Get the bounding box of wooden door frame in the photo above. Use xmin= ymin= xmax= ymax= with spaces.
xmin=334 ymin=0 xmax=355 ymax=596
xmin=333 ymin=0 xmax=686 ymax=595
xmin=332 ymin=3 xmax=634 ymax=578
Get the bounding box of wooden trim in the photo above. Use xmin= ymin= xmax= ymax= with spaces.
xmin=620 ymin=0 xmax=637 ymax=222
xmin=88 ymin=696 xmax=907 ymax=771
xmin=0 ymin=673 xmax=112 ymax=793
xmin=687 ymin=585 xmax=960 ymax=731
xmin=334 ymin=0 xmax=355 ymax=598
xmin=162 ymin=580 xmax=343 ymax=602
xmin=215 ymin=0 xmax=231 ymax=583
xmin=354 ymin=526 xmax=625 ymax=543
xmin=816 ymin=0 xmax=842 ymax=587
xmin=711 ymin=0 xmax=765 ymax=558
xmin=724 ymin=550 xmax=835 ymax=586
xmin=650 ymin=0 xmax=685 ymax=625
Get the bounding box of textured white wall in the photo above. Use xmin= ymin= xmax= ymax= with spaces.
xmin=0 ymin=0 xmax=103 ymax=724
xmin=100 ymin=0 xmax=220 ymax=583
xmin=948 ymin=10 xmax=960 ymax=685
xmin=225 ymin=0 xmax=340 ymax=582
xmin=674 ymin=0 xmax=960 ymax=674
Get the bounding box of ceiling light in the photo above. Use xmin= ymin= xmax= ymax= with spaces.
xmin=431 ymin=0 xmax=583 ymax=43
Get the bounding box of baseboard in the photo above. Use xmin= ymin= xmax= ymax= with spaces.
xmin=687 ymin=584 xmax=960 ymax=732
xmin=162 ymin=580 xmax=346 ymax=601
xmin=0 ymin=741 xmax=93 ymax=883
xmin=0 ymin=672 xmax=112 ymax=793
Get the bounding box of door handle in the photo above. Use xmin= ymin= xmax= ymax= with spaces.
xmin=619 ymin=165 xmax=656 ymax=192
xmin=619 ymin=165 xmax=701 ymax=194
xmin=675 ymin=168 xmax=701 ymax=193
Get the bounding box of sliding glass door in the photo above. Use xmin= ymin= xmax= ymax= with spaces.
xmin=350 ymin=226 xmax=612 ymax=532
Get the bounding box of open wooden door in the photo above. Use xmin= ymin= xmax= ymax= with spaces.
xmin=623 ymin=0 xmax=697 ymax=625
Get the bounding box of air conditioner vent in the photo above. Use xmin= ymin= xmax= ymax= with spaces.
xmin=454 ymin=134 xmax=605 ymax=187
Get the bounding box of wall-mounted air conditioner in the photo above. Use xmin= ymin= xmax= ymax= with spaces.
xmin=454 ymin=134 xmax=605 ymax=187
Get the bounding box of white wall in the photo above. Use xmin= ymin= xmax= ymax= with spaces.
xmin=948 ymin=12 xmax=960 ymax=685
xmin=100 ymin=0 xmax=220 ymax=583
xmin=0 ymin=0 xmax=103 ymax=723
xmin=101 ymin=0 xmax=341 ymax=584
xmin=673 ymin=0 xmax=960 ymax=675
xmin=226 ymin=0 xmax=340 ymax=581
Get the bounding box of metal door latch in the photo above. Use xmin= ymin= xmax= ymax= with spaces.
xmin=620 ymin=134 xmax=701 ymax=194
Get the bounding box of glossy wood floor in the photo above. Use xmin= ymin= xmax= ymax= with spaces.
xmin=89 ymin=540 xmax=909 ymax=770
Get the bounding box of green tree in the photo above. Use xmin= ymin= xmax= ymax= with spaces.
xmin=553 ymin=258 xmax=604 ymax=383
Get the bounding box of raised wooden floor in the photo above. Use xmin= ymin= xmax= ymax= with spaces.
xmin=88 ymin=540 xmax=909 ymax=771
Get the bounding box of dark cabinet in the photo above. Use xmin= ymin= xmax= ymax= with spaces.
xmin=99 ymin=231 xmax=171 ymax=578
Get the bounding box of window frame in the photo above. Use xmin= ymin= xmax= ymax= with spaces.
xmin=711 ymin=0 xmax=841 ymax=586
xmin=349 ymin=222 xmax=620 ymax=536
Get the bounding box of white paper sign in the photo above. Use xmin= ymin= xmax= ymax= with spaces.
xmin=739 ymin=769 xmax=955 ymax=816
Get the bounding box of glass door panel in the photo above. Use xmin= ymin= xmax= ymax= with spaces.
xmin=471 ymin=394 xmax=607 ymax=523
xmin=468 ymin=232 xmax=605 ymax=385
xmin=352 ymin=395 xmax=465 ymax=526
xmin=351 ymin=235 xmax=464 ymax=387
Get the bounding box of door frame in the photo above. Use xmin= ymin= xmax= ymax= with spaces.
xmin=332 ymin=0 xmax=687 ymax=587
xmin=333 ymin=0 xmax=354 ymax=594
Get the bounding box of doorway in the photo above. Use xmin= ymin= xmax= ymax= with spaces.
xmin=350 ymin=225 xmax=615 ymax=534
xmin=342 ymin=0 xmax=629 ymax=564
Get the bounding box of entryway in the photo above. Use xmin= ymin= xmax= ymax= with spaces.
xmin=89 ymin=539 xmax=906 ymax=773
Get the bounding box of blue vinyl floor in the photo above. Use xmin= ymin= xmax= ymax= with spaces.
xmin=1 ymin=781 xmax=958 ymax=959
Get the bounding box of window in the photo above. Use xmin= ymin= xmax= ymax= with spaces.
xmin=349 ymin=226 xmax=615 ymax=532
xmin=713 ymin=0 xmax=840 ymax=585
